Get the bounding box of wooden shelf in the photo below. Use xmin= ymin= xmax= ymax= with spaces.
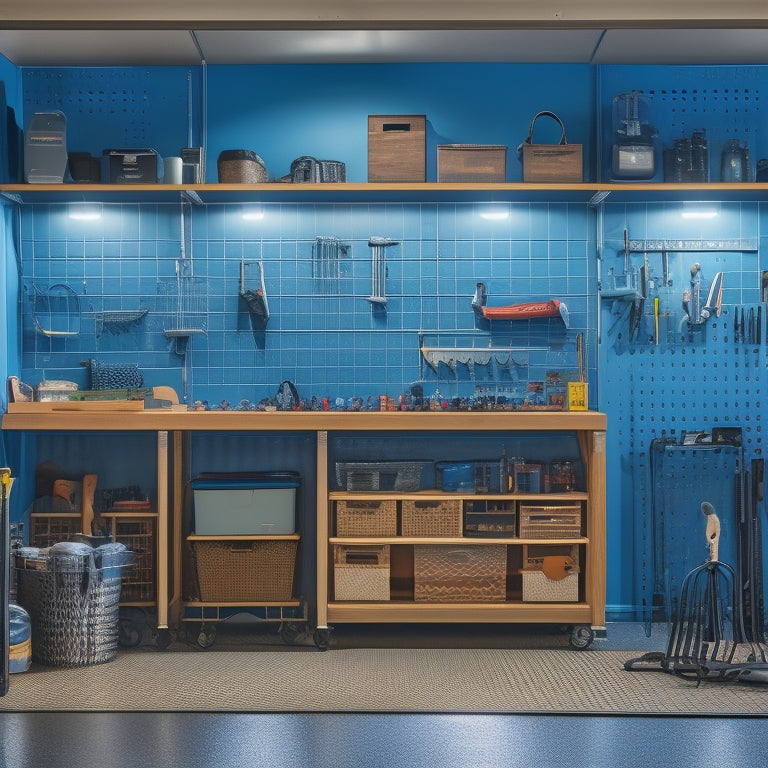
xmin=329 ymin=490 xmax=589 ymax=502
xmin=327 ymin=601 xmax=594 ymax=624
xmin=2 ymin=408 xmax=607 ymax=432
xmin=4 ymin=181 xmax=768 ymax=205
xmin=329 ymin=536 xmax=588 ymax=545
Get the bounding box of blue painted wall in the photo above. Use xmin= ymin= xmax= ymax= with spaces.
xmin=5 ymin=61 xmax=768 ymax=621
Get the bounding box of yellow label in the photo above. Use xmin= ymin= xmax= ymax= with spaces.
xmin=567 ymin=382 xmax=588 ymax=411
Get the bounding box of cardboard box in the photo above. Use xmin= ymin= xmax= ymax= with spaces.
xmin=437 ymin=144 xmax=506 ymax=182
xmin=368 ymin=115 xmax=426 ymax=182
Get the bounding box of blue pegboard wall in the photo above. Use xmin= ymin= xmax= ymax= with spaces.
xmin=21 ymin=67 xmax=202 ymax=160
xmin=600 ymin=200 xmax=766 ymax=620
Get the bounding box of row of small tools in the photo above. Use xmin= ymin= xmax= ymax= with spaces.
xmin=732 ymin=304 xmax=763 ymax=345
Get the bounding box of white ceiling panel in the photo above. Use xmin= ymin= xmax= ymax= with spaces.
xmin=194 ymin=29 xmax=604 ymax=64
xmin=0 ymin=30 xmax=203 ymax=66
xmin=593 ymin=29 xmax=768 ymax=65
xmin=0 ymin=27 xmax=766 ymax=67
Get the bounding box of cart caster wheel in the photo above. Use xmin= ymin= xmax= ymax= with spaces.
xmin=156 ymin=628 xmax=173 ymax=650
xmin=118 ymin=618 xmax=143 ymax=648
xmin=569 ymin=625 xmax=595 ymax=650
xmin=313 ymin=627 xmax=332 ymax=650
xmin=197 ymin=624 xmax=217 ymax=648
xmin=279 ymin=622 xmax=304 ymax=645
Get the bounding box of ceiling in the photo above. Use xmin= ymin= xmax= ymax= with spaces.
xmin=0 ymin=27 xmax=767 ymax=67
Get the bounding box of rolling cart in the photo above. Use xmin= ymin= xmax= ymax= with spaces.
xmin=182 ymin=471 xmax=306 ymax=647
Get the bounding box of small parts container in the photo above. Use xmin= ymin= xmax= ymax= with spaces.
xmin=191 ymin=536 xmax=299 ymax=602
xmin=336 ymin=499 xmax=397 ymax=537
xmin=334 ymin=544 xmax=390 ymax=601
xmin=414 ymin=544 xmax=506 ymax=603
xmin=401 ymin=499 xmax=462 ymax=537
xmin=463 ymin=500 xmax=516 ymax=538
xmin=519 ymin=504 xmax=582 ymax=539
xmin=36 ymin=380 xmax=78 ymax=402
xmin=102 ymin=149 xmax=159 ymax=184
xmin=191 ymin=473 xmax=300 ymax=535
xmin=335 ymin=461 xmax=427 ymax=492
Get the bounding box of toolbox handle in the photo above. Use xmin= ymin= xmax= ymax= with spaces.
xmin=382 ymin=123 xmax=412 ymax=132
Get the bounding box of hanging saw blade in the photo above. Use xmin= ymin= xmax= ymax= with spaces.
xmin=700 ymin=271 xmax=723 ymax=321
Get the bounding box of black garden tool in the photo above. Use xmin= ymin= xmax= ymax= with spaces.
xmin=625 ymin=501 xmax=768 ymax=684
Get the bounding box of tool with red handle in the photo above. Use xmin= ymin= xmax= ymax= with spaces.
xmin=472 ymin=282 xmax=570 ymax=327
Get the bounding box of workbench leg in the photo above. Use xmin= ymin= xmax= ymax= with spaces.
xmin=156 ymin=430 xmax=170 ymax=642
xmin=315 ymin=430 xmax=329 ymax=635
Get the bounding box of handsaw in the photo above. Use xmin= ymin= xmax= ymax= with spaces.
xmin=472 ymin=282 xmax=569 ymax=327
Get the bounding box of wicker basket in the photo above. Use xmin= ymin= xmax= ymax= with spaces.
xmin=413 ymin=544 xmax=506 ymax=602
xmin=521 ymin=570 xmax=579 ymax=602
xmin=401 ymin=499 xmax=462 ymax=537
xmin=336 ymin=499 xmax=397 ymax=537
xmin=519 ymin=505 xmax=582 ymax=539
xmin=217 ymin=149 xmax=269 ymax=183
xmin=192 ymin=537 xmax=298 ymax=601
xmin=333 ymin=544 xmax=390 ymax=601
xmin=16 ymin=557 xmax=124 ymax=667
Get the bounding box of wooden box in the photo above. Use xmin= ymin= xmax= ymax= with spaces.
xmin=413 ymin=544 xmax=506 ymax=602
xmin=368 ymin=115 xmax=426 ymax=182
xmin=520 ymin=143 xmax=582 ymax=183
xmin=437 ymin=144 xmax=507 ymax=182
xmin=334 ymin=544 xmax=390 ymax=601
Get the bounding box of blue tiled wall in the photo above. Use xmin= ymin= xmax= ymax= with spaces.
xmin=19 ymin=200 xmax=595 ymax=407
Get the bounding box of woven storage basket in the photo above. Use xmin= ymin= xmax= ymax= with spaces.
xmin=414 ymin=544 xmax=506 ymax=602
xmin=16 ymin=558 xmax=123 ymax=667
xmin=333 ymin=544 xmax=390 ymax=601
xmin=518 ymin=504 xmax=582 ymax=539
xmin=521 ymin=570 xmax=579 ymax=602
xmin=401 ymin=499 xmax=462 ymax=537
xmin=217 ymin=149 xmax=269 ymax=183
xmin=336 ymin=499 xmax=397 ymax=537
xmin=193 ymin=538 xmax=298 ymax=601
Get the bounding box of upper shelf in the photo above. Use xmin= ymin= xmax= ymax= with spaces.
xmin=4 ymin=182 xmax=768 ymax=205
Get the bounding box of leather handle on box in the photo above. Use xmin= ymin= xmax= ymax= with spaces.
xmin=517 ymin=111 xmax=569 ymax=152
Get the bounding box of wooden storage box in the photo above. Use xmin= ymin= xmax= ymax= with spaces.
xmin=191 ymin=536 xmax=299 ymax=602
xmin=413 ymin=544 xmax=506 ymax=602
xmin=519 ymin=111 xmax=582 ymax=183
xmin=335 ymin=499 xmax=397 ymax=537
xmin=334 ymin=544 xmax=390 ymax=601
xmin=437 ymin=144 xmax=507 ymax=182
xmin=401 ymin=499 xmax=462 ymax=537
xmin=368 ymin=115 xmax=426 ymax=182
xmin=519 ymin=504 xmax=582 ymax=539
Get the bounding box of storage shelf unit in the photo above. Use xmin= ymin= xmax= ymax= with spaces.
xmin=101 ymin=511 xmax=157 ymax=605
xmin=2 ymin=409 xmax=606 ymax=641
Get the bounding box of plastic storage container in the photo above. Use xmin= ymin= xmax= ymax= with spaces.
xmin=9 ymin=604 xmax=32 ymax=673
xmin=192 ymin=474 xmax=300 ymax=535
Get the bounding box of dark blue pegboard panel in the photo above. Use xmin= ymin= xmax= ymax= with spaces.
xmin=21 ymin=67 xmax=201 ymax=159
xmin=599 ymin=65 xmax=767 ymax=182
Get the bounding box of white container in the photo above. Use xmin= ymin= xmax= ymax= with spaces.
xmin=192 ymin=479 xmax=299 ymax=535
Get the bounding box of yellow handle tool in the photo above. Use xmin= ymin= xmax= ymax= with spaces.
xmin=654 ymin=297 xmax=660 ymax=345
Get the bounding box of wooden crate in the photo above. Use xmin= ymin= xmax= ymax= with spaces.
xmin=401 ymin=499 xmax=462 ymax=537
xmin=368 ymin=115 xmax=426 ymax=182
xmin=414 ymin=544 xmax=506 ymax=602
xmin=336 ymin=499 xmax=397 ymax=537
xmin=437 ymin=144 xmax=506 ymax=182
xmin=334 ymin=544 xmax=390 ymax=601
